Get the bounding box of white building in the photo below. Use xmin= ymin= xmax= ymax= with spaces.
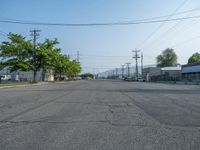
xmin=0 ymin=67 xmax=54 ymax=82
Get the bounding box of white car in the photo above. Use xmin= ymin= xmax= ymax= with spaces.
xmin=0 ymin=75 xmax=11 ymax=81
xmin=137 ymin=77 xmax=145 ymax=82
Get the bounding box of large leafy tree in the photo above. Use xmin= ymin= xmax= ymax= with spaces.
xmin=0 ymin=33 xmax=32 ymax=72
xmin=0 ymin=32 xmax=81 ymax=82
xmin=0 ymin=33 xmax=61 ymax=82
xmin=36 ymin=38 xmax=61 ymax=81
xmin=156 ymin=48 xmax=177 ymax=67
xmin=188 ymin=52 xmax=200 ymax=64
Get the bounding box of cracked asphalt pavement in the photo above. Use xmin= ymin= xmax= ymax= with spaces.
xmin=0 ymin=80 xmax=200 ymax=150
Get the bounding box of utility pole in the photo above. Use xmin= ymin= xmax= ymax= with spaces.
xmin=30 ymin=29 xmax=41 ymax=82
xmin=126 ymin=62 xmax=131 ymax=77
xmin=30 ymin=29 xmax=41 ymax=55
xmin=77 ymin=51 xmax=80 ymax=63
xmin=112 ymin=70 xmax=115 ymax=79
xmin=116 ymin=68 xmax=118 ymax=79
xmin=132 ymin=49 xmax=140 ymax=79
xmin=121 ymin=65 xmax=125 ymax=79
xmin=141 ymin=52 xmax=143 ymax=78
xmin=93 ymin=68 xmax=96 ymax=80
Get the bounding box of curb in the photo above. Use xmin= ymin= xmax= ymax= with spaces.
xmin=0 ymin=80 xmax=80 ymax=89
xmin=0 ymin=83 xmax=44 ymax=89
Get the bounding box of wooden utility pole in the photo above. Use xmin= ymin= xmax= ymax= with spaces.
xmin=133 ymin=49 xmax=140 ymax=79
xmin=141 ymin=52 xmax=143 ymax=77
xmin=30 ymin=29 xmax=41 ymax=82
xmin=121 ymin=65 xmax=125 ymax=79
xmin=126 ymin=62 xmax=131 ymax=77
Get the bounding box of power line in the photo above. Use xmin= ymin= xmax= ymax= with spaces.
xmin=1 ymin=15 xmax=200 ymax=27
xmin=80 ymin=55 xmax=130 ymax=58
xmin=83 ymin=67 xmax=119 ymax=69
xmin=142 ymin=6 xmax=199 ymax=50
xmin=136 ymin=0 xmax=189 ymax=48
xmin=159 ymin=19 xmax=200 ymax=47
xmin=1 ymin=7 xmax=199 ymax=27
xmin=171 ymin=35 xmax=200 ymax=48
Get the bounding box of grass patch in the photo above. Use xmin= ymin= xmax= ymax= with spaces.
xmin=0 ymin=82 xmax=33 ymax=87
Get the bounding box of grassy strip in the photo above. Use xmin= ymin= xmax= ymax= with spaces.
xmin=0 ymin=82 xmax=33 ymax=87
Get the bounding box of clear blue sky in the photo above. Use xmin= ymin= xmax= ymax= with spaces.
xmin=1 ymin=0 xmax=200 ymax=73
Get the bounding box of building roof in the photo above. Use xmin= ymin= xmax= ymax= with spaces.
xmin=182 ymin=63 xmax=200 ymax=67
xmin=161 ymin=66 xmax=181 ymax=71
xmin=182 ymin=65 xmax=200 ymax=73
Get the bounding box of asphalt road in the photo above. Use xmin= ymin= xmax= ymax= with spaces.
xmin=0 ymin=80 xmax=200 ymax=150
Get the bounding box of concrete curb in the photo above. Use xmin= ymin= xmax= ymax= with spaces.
xmin=0 ymin=83 xmax=45 ymax=89
xmin=0 ymin=80 xmax=80 ymax=89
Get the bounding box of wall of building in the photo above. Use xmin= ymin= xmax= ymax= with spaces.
xmin=182 ymin=64 xmax=200 ymax=81
xmin=143 ymin=66 xmax=181 ymax=81
xmin=0 ymin=67 xmax=54 ymax=82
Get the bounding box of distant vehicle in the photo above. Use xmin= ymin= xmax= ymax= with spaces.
xmin=124 ymin=77 xmax=134 ymax=81
xmin=75 ymin=77 xmax=82 ymax=80
xmin=0 ymin=75 xmax=11 ymax=81
xmin=137 ymin=77 xmax=146 ymax=82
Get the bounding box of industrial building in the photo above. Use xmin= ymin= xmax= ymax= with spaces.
xmin=143 ymin=65 xmax=182 ymax=81
xmin=0 ymin=67 xmax=54 ymax=82
xmin=182 ymin=63 xmax=200 ymax=81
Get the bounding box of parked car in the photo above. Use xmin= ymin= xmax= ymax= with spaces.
xmin=1 ymin=75 xmax=11 ymax=81
xmin=0 ymin=75 xmax=11 ymax=81
xmin=124 ymin=77 xmax=134 ymax=81
xmin=74 ymin=76 xmax=82 ymax=80
xmin=137 ymin=77 xmax=146 ymax=82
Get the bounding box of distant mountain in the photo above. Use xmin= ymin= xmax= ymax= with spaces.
xmin=98 ymin=64 xmax=156 ymax=77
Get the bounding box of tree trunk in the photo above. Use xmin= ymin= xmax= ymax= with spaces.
xmin=42 ymin=68 xmax=45 ymax=82
xmin=59 ymin=72 xmax=62 ymax=81
xmin=33 ymin=70 xmax=37 ymax=83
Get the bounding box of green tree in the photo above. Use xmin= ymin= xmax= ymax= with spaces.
xmin=188 ymin=52 xmax=200 ymax=64
xmin=52 ymin=54 xmax=70 ymax=80
xmin=156 ymin=48 xmax=177 ymax=67
xmin=36 ymin=38 xmax=61 ymax=81
xmin=0 ymin=33 xmax=61 ymax=82
xmin=80 ymin=73 xmax=94 ymax=79
xmin=0 ymin=33 xmax=32 ymax=71
xmin=0 ymin=61 xmax=4 ymax=71
xmin=66 ymin=60 xmax=81 ymax=79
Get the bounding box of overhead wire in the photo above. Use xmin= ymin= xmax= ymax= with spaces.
xmin=135 ymin=0 xmax=189 ymax=48
xmin=171 ymin=34 xmax=200 ymax=48
xmin=1 ymin=15 xmax=200 ymax=27
xmin=0 ymin=7 xmax=200 ymax=25
xmin=142 ymin=8 xmax=200 ymax=49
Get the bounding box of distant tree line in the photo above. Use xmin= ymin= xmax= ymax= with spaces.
xmin=80 ymin=73 xmax=94 ymax=79
xmin=0 ymin=33 xmax=81 ymax=82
